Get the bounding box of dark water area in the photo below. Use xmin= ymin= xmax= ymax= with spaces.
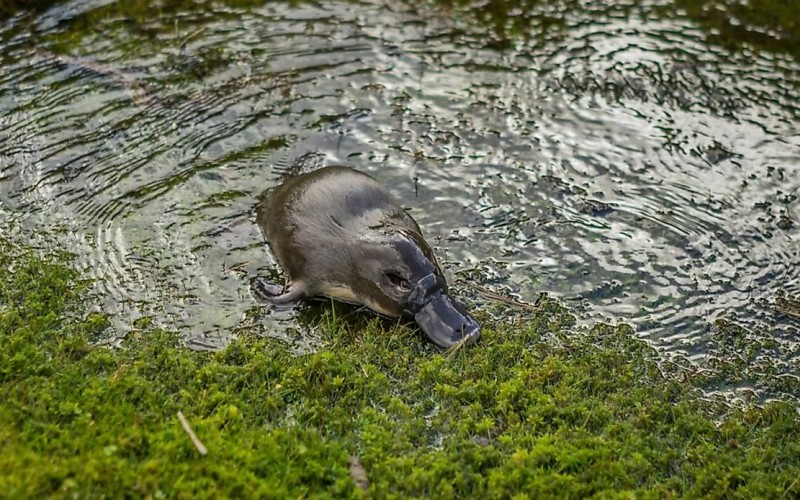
xmin=1 ymin=0 xmax=798 ymax=404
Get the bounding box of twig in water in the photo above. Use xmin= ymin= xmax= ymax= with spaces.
xmin=34 ymin=49 xmax=152 ymax=107
xmin=179 ymin=28 xmax=206 ymax=50
xmin=177 ymin=410 xmax=208 ymax=456
xmin=461 ymin=281 xmax=540 ymax=312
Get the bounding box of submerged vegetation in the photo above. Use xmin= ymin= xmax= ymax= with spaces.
xmin=2 ymin=240 xmax=799 ymax=498
xmin=425 ymin=0 xmax=800 ymax=61
xmin=7 ymin=0 xmax=800 ymax=62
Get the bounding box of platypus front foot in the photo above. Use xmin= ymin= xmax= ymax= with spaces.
xmin=251 ymin=277 xmax=307 ymax=305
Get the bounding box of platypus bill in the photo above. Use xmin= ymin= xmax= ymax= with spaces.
xmin=253 ymin=166 xmax=480 ymax=349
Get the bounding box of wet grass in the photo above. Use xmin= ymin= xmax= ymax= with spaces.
xmin=2 ymin=240 xmax=800 ymax=498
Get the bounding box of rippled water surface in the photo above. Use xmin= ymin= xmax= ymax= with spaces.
xmin=1 ymin=0 xmax=798 ymax=401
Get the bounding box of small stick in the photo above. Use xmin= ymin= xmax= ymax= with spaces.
xmin=177 ymin=410 xmax=208 ymax=456
xmin=444 ymin=335 xmax=470 ymax=358
xmin=348 ymin=455 xmax=369 ymax=492
xmin=179 ymin=28 xmax=206 ymax=50
xmin=34 ymin=49 xmax=151 ymax=107
xmin=777 ymin=305 xmax=800 ymax=321
xmin=461 ymin=281 xmax=541 ymax=311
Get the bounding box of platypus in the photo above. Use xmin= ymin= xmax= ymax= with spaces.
xmin=253 ymin=166 xmax=480 ymax=349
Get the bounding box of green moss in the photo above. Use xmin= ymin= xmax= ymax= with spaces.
xmin=1 ymin=240 xmax=799 ymax=498
xmin=692 ymin=317 xmax=800 ymax=402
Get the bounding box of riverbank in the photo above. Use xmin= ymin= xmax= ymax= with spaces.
xmin=2 ymin=240 xmax=798 ymax=498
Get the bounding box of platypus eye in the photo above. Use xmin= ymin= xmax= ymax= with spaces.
xmin=385 ymin=272 xmax=411 ymax=291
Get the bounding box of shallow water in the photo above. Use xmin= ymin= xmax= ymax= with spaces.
xmin=1 ymin=0 xmax=798 ymax=401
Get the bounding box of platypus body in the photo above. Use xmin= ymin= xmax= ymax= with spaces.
xmin=254 ymin=166 xmax=480 ymax=349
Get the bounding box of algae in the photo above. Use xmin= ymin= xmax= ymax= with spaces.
xmin=2 ymin=239 xmax=799 ymax=498
xmin=420 ymin=0 xmax=800 ymax=62
xmin=673 ymin=0 xmax=800 ymax=62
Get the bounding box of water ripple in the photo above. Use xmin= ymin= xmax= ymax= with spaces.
xmin=0 ymin=0 xmax=798 ymax=402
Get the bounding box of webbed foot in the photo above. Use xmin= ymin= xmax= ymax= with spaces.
xmin=251 ymin=277 xmax=308 ymax=305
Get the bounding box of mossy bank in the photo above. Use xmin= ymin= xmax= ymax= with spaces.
xmin=1 ymin=240 xmax=799 ymax=499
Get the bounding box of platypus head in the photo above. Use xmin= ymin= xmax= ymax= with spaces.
xmin=356 ymin=227 xmax=481 ymax=349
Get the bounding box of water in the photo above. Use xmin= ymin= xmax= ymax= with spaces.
xmin=0 ymin=0 xmax=798 ymax=401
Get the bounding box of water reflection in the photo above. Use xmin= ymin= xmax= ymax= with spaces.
xmin=0 ymin=0 xmax=798 ymax=403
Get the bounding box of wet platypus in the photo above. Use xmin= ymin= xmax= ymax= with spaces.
xmin=253 ymin=166 xmax=480 ymax=349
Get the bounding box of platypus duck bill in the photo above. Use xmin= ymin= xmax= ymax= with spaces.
xmin=407 ymin=274 xmax=480 ymax=349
